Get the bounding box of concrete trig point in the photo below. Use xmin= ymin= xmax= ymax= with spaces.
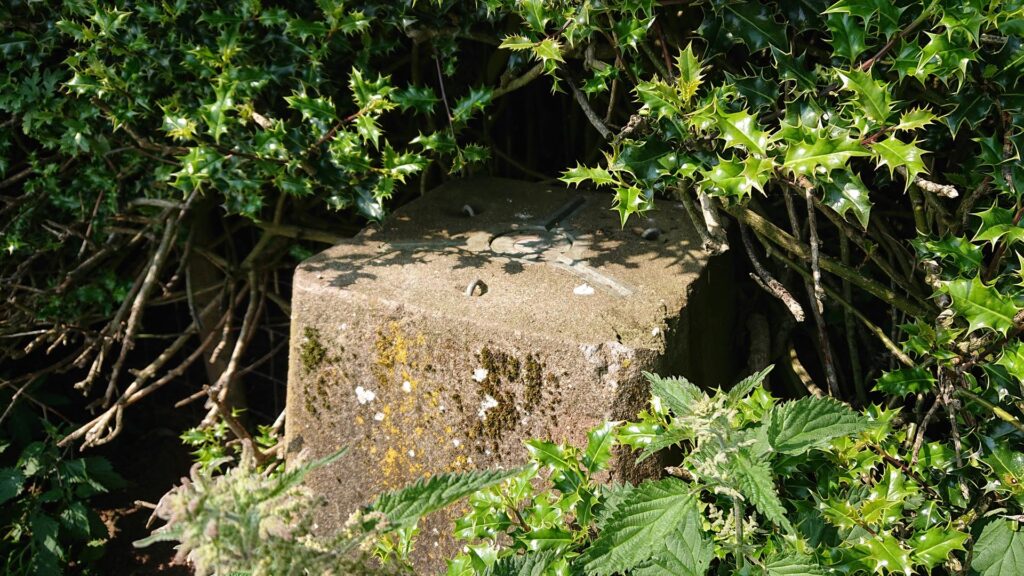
xmin=285 ymin=177 xmax=732 ymax=571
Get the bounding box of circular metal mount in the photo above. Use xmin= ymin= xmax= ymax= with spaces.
xmin=488 ymin=228 xmax=571 ymax=261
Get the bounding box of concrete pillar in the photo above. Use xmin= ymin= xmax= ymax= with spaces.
xmin=285 ymin=177 xmax=731 ymax=571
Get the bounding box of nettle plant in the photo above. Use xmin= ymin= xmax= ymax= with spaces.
xmin=444 ymin=369 xmax=972 ymax=575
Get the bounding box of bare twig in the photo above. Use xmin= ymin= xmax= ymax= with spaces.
xmin=740 ymin=223 xmax=805 ymax=321
xmin=567 ymin=77 xmax=614 ymax=140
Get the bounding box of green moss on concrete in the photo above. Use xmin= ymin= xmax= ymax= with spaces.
xmin=299 ymin=326 xmax=327 ymax=371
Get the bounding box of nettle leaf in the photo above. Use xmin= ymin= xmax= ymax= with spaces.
xmin=874 ymin=367 xmax=936 ymax=397
xmin=971 ymin=519 xmax=1024 ymax=576
xmin=367 ymin=468 xmax=521 ymax=529
xmin=871 ymin=137 xmax=927 ymax=187
xmin=715 ymin=107 xmax=774 ymax=155
xmin=941 ymin=276 xmax=1020 ymax=335
xmin=782 ymin=137 xmax=869 ymax=176
xmin=765 ymin=396 xmax=869 ymax=454
xmin=675 ymin=43 xmax=704 ymax=102
xmin=765 ymin=553 xmax=827 ymax=575
xmin=582 ymin=478 xmax=699 ymax=576
xmin=727 ymin=365 xmax=774 ymax=404
xmin=633 ymin=507 xmax=713 ymax=576
xmin=731 ymin=449 xmax=792 ymax=531
xmin=646 ymin=371 xmax=704 ymax=416
xmin=583 ymin=421 xmax=618 ymax=474
xmin=486 ymin=551 xmax=554 ymax=576
xmin=826 ymin=13 xmax=868 ymax=62
xmin=912 ymin=526 xmax=968 ymax=570
xmin=837 ymin=69 xmax=892 ymax=124
xmin=562 ymin=164 xmax=616 ymax=187
xmin=822 ymin=170 xmax=872 ymax=228
xmin=0 ymin=467 xmax=24 ymax=505
xmin=723 ymin=1 xmax=788 ymax=53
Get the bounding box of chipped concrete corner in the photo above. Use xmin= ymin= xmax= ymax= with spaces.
xmin=284 ymin=177 xmax=734 ymax=572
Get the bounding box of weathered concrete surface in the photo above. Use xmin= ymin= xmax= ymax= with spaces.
xmin=285 ymin=177 xmax=733 ymax=573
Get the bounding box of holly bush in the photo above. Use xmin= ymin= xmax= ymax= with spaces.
xmin=4 ymin=0 xmax=1024 ymax=574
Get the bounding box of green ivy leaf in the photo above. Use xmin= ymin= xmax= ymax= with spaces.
xmin=582 ymin=478 xmax=699 ymax=576
xmin=765 ymin=396 xmax=869 ymax=454
xmin=822 ymin=170 xmax=872 ymax=228
xmin=941 ymin=276 xmax=1020 ymax=335
xmin=971 ymin=519 xmax=1024 ymax=576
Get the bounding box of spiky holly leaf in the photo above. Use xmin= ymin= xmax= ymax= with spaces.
xmin=996 ymin=342 xmax=1024 ymax=384
xmin=582 ymin=478 xmax=699 ymax=576
xmin=723 ymin=1 xmax=789 ymax=53
xmin=973 ymin=204 xmax=1024 ymax=247
xmin=824 ymin=0 xmax=902 ymax=37
xmin=855 ymin=532 xmax=914 ymax=575
xmin=822 ymin=170 xmax=872 ymax=228
xmin=635 ymin=79 xmax=683 ymax=120
xmin=451 ymin=87 xmax=493 ymax=124
xmin=391 ymin=85 xmax=438 ymax=114
xmin=729 ymin=72 xmax=781 ymax=110
xmin=675 ymin=43 xmax=704 ymax=102
xmin=611 ymin=186 xmax=650 ymax=226
xmin=772 ymin=48 xmax=818 ymax=93
xmin=583 ymin=421 xmax=618 ymax=474
xmin=895 ymin=108 xmax=938 ymax=132
xmin=499 ymin=35 xmax=535 ymax=51
xmin=782 ymin=137 xmax=869 ymax=176
xmin=972 ymin=519 xmax=1024 ymax=576
xmin=872 ymin=137 xmax=927 ymax=188
xmin=700 ymin=155 xmax=773 ymax=200
xmin=561 ymin=164 xmax=616 ymax=187
xmin=826 ymin=13 xmax=868 ymax=62
xmin=765 ymin=396 xmax=869 ymax=454
xmin=874 ymin=367 xmax=936 ymax=397
xmin=837 ymin=69 xmax=892 ymax=124
xmin=715 ymin=108 xmax=774 ymax=155
xmin=945 ymin=90 xmax=993 ymax=137
xmin=911 ymin=527 xmax=968 ymax=570
xmin=532 ymin=38 xmax=564 ymax=63
xmin=914 ymin=235 xmax=983 ymax=275
xmin=941 ymin=276 xmax=1020 ymax=335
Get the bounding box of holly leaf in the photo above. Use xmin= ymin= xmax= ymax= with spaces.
xmin=782 ymin=136 xmax=870 ymax=176
xmin=700 ymin=155 xmax=773 ymax=200
xmin=945 ymin=89 xmax=993 ymax=137
xmin=895 ymin=108 xmax=938 ymax=132
xmin=611 ymin=186 xmax=649 ymax=227
xmin=723 ymin=1 xmax=789 ymax=53
xmin=392 ymin=85 xmax=438 ymax=114
xmin=532 ymin=38 xmax=564 ymax=63
xmin=826 ymin=13 xmax=868 ymax=62
xmin=822 ymin=170 xmax=872 ymax=228
xmin=941 ymin=276 xmax=1020 ymax=335
xmin=773 ymin=48 xmax=818 ymax=93
xmin=855 ymin=532 xmax=914 ymax=575
xmin=874 ymin=367 xmax=936 ymax=397
xmin=911 ymin=527 xmax=968 ymax=570
xmin=837 ymin=69 xmax=892 ymax=124
xmin=675 ymin=43 xmax=704 ymax=102
xmin=583 ymin=421 xmax=618 ymax=474
xmin=996 ymin=342 xmax=1024 ymax=384
xmin=561 ymin=164 xmax=617 ymax=187
xmin=635 ymin=79 xmax=683 ymax=120
xmin=715 ymin=107 xmax=774 ymax=155
xmin=973 ymin=204 xmax=1024 ymax=247
xmin=452 ymin=87 xmax=493 ymax=124
xmin=871 ymin=137 xmax=927 ymax=188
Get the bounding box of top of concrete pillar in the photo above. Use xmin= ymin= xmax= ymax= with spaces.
xmin=296 ymin=177 xmax=709 ymax=350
